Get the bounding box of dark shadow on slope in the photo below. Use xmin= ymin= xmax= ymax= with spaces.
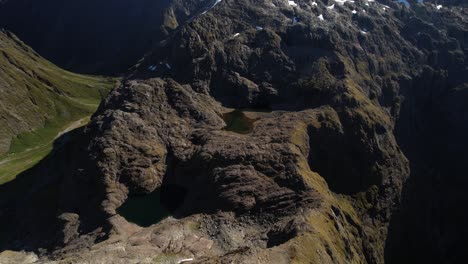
xmin=385 ymin=77 xmax=468 ymax=263
xmin=0 ymin=126 xmax=109 ymax=254
xmin=306 ymin=115 xmax=385 ymax=195
xmin=0 ymin=0 xmax=193 ymax=75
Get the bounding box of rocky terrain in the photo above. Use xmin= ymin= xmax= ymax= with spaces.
xmin=0 ymin=0 xmax=467 ymax=263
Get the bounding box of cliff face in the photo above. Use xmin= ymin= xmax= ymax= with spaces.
xmin=386 ymin=6 xmax=468 ymax=261
xmin=0 ymin=0 xmax=466 ymax=263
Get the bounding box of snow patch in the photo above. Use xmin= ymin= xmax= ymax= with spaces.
xmin=177 ymin=258 xmax=194 ymax=264
xmin=327 ymin=4 xmax=335 ymax=9
xmin=288 ymin=0 xmax=298 ymax=7
xmin=318 ymin=14 xmax=324 ymax=21
xmin=334 ymin=0 xmax=355 ymax=6
xmin=436 ymin=5 xmax=442 ymax=9
xmin=202 ymin=0 xmax=222 ymax=15
xmin=212 ymin=0 xmax=222 ymax=8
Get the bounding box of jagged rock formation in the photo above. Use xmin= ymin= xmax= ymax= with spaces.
xmin=0 ymin=30 xmax=114 ymax=155
xmin=0 ymin=0 xmax=466 ymax=263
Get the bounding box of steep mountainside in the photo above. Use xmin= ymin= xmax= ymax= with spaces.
xmin=0 ymin=29 xmax=114 ymax=182
xmin=0 ymin=0 xmax=467 ymax=263
xmin=0 ymin=0 xmax=211 ymax=74
xmin=423 ymin=0 xmax=468 ymax=7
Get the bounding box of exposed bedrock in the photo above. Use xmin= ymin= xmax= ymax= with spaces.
xmin=0 ymin=77 xmax=408 ymax=262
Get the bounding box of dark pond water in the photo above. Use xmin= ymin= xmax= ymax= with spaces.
xmin=222 ymin=110 xmax=256 ymax=134
xmin=117 ymin=188 xmax=170 ymax=227
xmin=117 ymin=184 xmax=188 ymax=227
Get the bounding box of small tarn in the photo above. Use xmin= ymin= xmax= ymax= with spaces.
xmin=117 ymin=188 xmax=170 ymax=227
xmin=222 ymin=110 xmax=256 ymax=134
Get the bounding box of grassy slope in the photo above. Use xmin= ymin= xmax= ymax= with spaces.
xmin=0 ymin=30 xmax=116 ymax=184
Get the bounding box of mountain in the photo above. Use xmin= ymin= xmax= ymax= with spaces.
xmin=0 ymin=29 xmax=115 ymax=183
xmin=423 ymin=0 xmax=468 ymax=7
xmin=0 ymin=0 xmax=467 ymax=263
xmin=0 ymin=0 xmax=211 ymax=74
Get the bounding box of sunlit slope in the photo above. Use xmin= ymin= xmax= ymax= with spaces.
xmin=0 ymin=29 xmax=115 ymax=183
